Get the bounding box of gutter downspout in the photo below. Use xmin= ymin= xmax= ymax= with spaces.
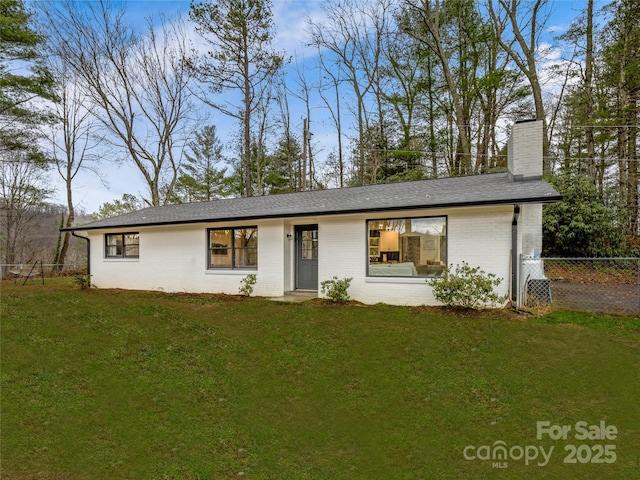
xmin=72 ymin=231 xmax=90 ymax=276
xmin=511 ymin=204 xmax=520 ymax=305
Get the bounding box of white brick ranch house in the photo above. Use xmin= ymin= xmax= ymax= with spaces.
xmin=65 ymin=120 xmax=561 ymax=306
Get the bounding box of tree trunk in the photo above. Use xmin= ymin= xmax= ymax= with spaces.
xmin=584 ymin=0 xmax=596 ymax=181
xmin=56 ymin=180 xmax=75 ymax=270
xmin=302 ymin=118 xmax=307 ymax=191
xmin=489 ymin=0 xmax=551 ymax=170
xmin=244 ymin=48 xmax=253 ymax=197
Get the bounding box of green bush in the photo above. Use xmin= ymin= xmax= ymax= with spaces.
xmin=427 ymin=262 xmax=507 ymax=309
xmin=239 ymin=274 xmax=257 ymax=297
xmin=73 ymin=274 xmax=93 ymax=290
xmin=321 ymin=276 xmax=353 ymax=302
xmin=543 ymin=173 xmax=625 ymax=257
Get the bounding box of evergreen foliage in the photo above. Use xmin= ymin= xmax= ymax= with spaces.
xmin=189 ymin=0 xmax=284 ymax=197
xmin=3 ymin=0 xmax=639 ymax=265
xmin=92 ymin=194 xmax=144 ymax=220
xmin=0 ymin=0 xmax=55 ymax=153
xmin=543 ymin=174 xmax=625 ymax=257
xmin=427 ymin=262 xmax=507 ymax=309
xmin=173 ymin=125 xmax=232 ymax=203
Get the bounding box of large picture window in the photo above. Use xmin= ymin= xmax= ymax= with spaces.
xmin=368 ymin=217 xmax=446 ymax=277
xmin=208 ymin=227 xmax=258 ymax=269
xmin=105 ymin=233 xmax=139 ymax=258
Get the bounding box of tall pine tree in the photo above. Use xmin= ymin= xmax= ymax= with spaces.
xmin=0 ymin=0 xmax=54 ymax=154
xmin=189 ymin=0 xmax=284 ymax=197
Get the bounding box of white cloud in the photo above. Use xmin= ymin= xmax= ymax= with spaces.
xmin=48 ymin=0 xmax=590 ymax=214
xmin=50 ymin=162 xmax=154 ymax=214
xmin=547 ymin=25 xmax=565 ymax=34
xmin=537 ymin=42 xmax=563 ymax=62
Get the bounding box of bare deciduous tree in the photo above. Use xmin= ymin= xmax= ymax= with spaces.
xmin=308 ymin=0 xmax=376 ymax=184
xmin=317 ymin=49 xmax=346 ymax=187
xmin=43 ymin=0 xmax=200 ymax=206
xmin=273 ymin=74 xmax=299 ymax=191
xmin=488 ymin=0 xmax=553 ymax=169
xmin=43 ymin=60 xmax=101 ymax=269
xmin=0 ymin=154 xmax=51 ymax=265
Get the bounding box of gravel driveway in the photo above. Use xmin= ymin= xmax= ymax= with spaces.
xmin=549 ymin=281 xmax=639 ymax=315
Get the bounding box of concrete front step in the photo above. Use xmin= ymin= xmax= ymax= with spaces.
xmin=268 ymin=290 xmax=318 ymax=302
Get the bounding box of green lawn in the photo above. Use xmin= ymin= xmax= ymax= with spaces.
xmin=1 ymin=279 xmax=639 ymax=479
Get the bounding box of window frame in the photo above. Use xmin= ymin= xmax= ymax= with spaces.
xmin=207 ymin=226 xmax=258 ymax=270
xmin=105 ymin=232 xmax=140 ymax=259
xmin=366 ymin=215 xmax=447 ymax=278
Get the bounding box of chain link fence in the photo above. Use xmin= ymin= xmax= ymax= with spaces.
xmin=1 ymin=263 xmax=87 ymax=280
xmin=520 ymin=256 xmax=639 ymax=315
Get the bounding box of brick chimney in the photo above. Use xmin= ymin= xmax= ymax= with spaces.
xmin=508 ymin=119 xmax=543 ymax=181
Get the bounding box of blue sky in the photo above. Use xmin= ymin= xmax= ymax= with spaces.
xmin=45 ymin=0 xmax=331 ymax=212
xmin=41 ymin=0 xmax=606 ymax=213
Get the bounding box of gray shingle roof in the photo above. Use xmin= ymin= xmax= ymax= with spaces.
xmin=65 ymin=173 xmax=561 ymax=231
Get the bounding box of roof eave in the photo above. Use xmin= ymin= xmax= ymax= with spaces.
xmin=61 ymin=195 xmax=563 ymax=232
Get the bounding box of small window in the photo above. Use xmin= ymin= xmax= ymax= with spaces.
xmin=105 ymin=233 xmax=139 ymax=258
xmin=300 ymin=229 xmax=318 ymax=260
xmin=208 ymin=227 xmax=257 ymax=269
xmin=368 ymin=217 xmax=446 ymax=277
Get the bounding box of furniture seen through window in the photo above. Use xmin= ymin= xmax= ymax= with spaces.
xmin=368 ymin=217 xmax=446 ymax=277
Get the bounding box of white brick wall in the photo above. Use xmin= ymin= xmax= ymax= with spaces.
xmin=508 ymin=120 xmax=543 ymax=179
xmin=89 ymin=219 xmax=286 ymax=296
xmin=317 ymin=206 xmax=513 ymax=306
xmin=88 ymin=205 xmax=521 ymax=307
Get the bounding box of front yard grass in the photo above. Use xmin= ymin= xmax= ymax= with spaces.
xmin=1 ymin=279 xmax=639 ymax=479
